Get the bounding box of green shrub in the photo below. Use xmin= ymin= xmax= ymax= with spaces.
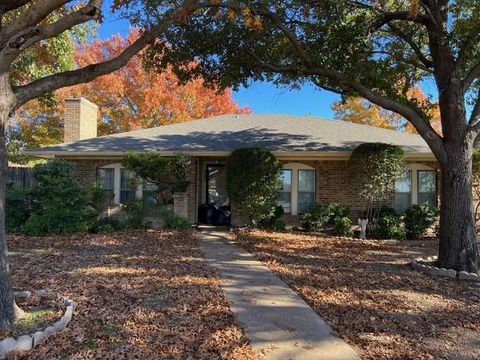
xmin=226 ymin=148 xmax=281 ymax=226
xmin=301 ymin=203 xmax=349 ymax=232
xmin=24 ymin=160 xmax=98 ymax=236
xmin=334 ymin=216 xmax=353 ymax=237
xmin=160 ymin=208 xmax=190 ymax=230
xmin=5 ymin=184 xmax=30 ymax=234
xmin=122 ymin=200 xmax=148 ymax=229
xmin=258 ymin=206 xmax=285 ymax=230
xmin=404 ymin=204 xmax=439 ymax=240
xmin=349 ymin=143 xmax=406 ymax=222
xmin=373 ymin=213 xmax=405 ymax=240
xmin=90 ymin=219 xmax=126 ymax=234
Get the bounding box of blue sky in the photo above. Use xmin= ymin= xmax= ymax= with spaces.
xmin=98 ymin=2 xmax=341 ymax=119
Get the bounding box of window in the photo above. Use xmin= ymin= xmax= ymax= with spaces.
xmin=97 ymin=168 xmax=114 ymax=192
xmin=278 ymin=170 xmax=292 ymax=213
xmin=298 ymin=169 xmax=315 ymax=213
xmin=143 ymin=181 xmax=158 ymax=208
xmin=418 ymin=170 xmax=437 ymax=207
xmin=394 ymin=170 xmax=412 ymax=213
xmin=207 ymin=165 xmax=229 ymax=207
xmin=120 ymin=169 xmax=136 ymax=204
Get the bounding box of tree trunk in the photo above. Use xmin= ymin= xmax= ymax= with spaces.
xmin=437 ymin=140 xmax=479 ymax=272
xmin=0 ymin=72 xmax=16 ymax=330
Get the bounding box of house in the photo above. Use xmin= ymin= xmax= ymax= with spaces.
xmin=27 ymin=97 xmax=439 ymax=225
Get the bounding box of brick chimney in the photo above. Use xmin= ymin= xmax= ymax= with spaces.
xmin=64 ymin=97 xmax=98 ymax=143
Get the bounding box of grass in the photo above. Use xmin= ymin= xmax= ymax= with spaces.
xmin=10 ymin=309 xmax=58 ymax=337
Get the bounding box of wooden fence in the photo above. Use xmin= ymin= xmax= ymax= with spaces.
xmin=7 ymin=166 xmax=34 ymax=188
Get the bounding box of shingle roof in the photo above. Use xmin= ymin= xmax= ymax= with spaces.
xmin=28 ymin=114 xmax=433 ymax=157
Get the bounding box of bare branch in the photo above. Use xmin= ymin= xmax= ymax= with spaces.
xmin=13 ymin=0 xmax=198 ymax=107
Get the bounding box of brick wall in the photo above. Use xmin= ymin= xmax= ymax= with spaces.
xmin=66 ymin=156 xmax=440 ymax=226
xmin=64 ymin=98 xmax=98 ymax=143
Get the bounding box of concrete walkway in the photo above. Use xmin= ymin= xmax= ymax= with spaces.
xmin=199 ymin=231 xmax=360 ymax=360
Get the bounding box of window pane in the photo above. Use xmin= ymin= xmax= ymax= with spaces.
xmin=394 ymin=170 xmax=412 ymax=213
xmin=278 ymin=170 xmax=292 ymax=213
xmin=207 ymin=165 xmax=229 ymax=206
xmin=97 ymin=168 xmax=114 ymax=191
xmin=418 ymin=171 xmax=436 ymax=193
xmin=395 ymin=170 xmax=412 ymax=193
xmin=418 ymin=170 xmax=437 ymax=207
xmin=298 ymin=170 xmax=315 ymax=213
xmin=120 ymin=169 xmax=136 ymax=204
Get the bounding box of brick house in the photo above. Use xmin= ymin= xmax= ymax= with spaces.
xmin=28 ymin=97 xmax=439 ymax=226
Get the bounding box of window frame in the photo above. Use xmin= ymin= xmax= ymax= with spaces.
xmin=297 ymin=169 xmax=316 ymax=214
xmin=278 ymin=169 xmax=293 ymax=214
xmin=417 ymin=170 xmax=437 ymax=208
xmin=394 ymin=164 xmax=437 ymax=213
xmin=280 ymin=163 xmax=316 ymax=216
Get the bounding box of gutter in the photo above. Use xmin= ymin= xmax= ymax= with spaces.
xmin=24 ymin=149 xmax=437 ymax=161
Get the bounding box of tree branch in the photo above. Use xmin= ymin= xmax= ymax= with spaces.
xmin=0 ymin=1 xmax=31 ymax=15
xmin=464 ymin=62 xmax=480 ymax=91
xmin=386 ymin=23 xmax=433 ymax=69
xmin=370 ymin=11 xmax=432 ymax=32
xmin=13 ymin=0 xmax=198 ymax=108
xmin=468 ymin=89 xmax=480 ymax=128
xmin=1 ymin=0 xmax=71 ymax=46
xmin=10 ymin=0 xmax=101 ymax=56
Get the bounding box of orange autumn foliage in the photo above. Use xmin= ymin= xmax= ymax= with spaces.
xmin=332 ymin=87 xmax=441 ymax=135
xmin=13 ymin=30 xmax=250 ymax=148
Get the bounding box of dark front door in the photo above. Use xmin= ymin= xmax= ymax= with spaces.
xmin=198 ymin=164 xmax=231 ymax=225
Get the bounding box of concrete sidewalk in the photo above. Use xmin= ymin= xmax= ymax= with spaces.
xmin=199 ymin=231 xmax=360 ymax=360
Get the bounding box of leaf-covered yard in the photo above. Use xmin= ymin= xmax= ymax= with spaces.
xmin=6 ymin=231 xmax=257 ymax=359
xmin=234 ymin=230 xmax=480 ymax=360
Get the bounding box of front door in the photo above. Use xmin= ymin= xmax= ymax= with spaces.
xmin=198 ymin=164 xmax=231 ymax=225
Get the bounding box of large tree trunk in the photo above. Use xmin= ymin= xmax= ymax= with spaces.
xmin=0 ymin=73 xmax=16 ymax=330
xmin=437 ymin=138 xmax=479 ymax=272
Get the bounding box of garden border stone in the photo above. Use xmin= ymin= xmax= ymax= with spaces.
xmin=0 ymin=290 xmax=76 ymax=359
xmin=410 ymin=256 xmax=480 ymax=283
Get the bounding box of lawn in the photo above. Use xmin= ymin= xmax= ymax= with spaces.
xmin=6 ymin=231 xmax=258 ymax=360
xmin=234 ymin=230 xmax=480 ymax=360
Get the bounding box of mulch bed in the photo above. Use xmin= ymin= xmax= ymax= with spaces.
xmin=6 ymin=230 xmax=258 ymax=360
xmin=234 ymin=230 xmax=480 ymax=360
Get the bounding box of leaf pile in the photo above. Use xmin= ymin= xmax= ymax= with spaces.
xmin=7 ymin=231 xmax=258 ymax=359
xmin=234 ymin=230 xmax=480 ymax=360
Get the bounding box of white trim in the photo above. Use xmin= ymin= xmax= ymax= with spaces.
xmin=98 ymin=163 xmax=142 ymax=204
xmin=282 ymin=163 xmax=315 ymax=215
xmin=395 ymin=163 xmax=436 ymax=211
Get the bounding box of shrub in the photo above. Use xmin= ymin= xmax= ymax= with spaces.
xmin=226 ymin=148 xmax=281 ymax=226
xmin=123 ymin=200 xmax=149 ymax=229
xmin=24 ymin=160 xmax=98 ymax=236
xmin=373 ymin=213 xmax=405 ymax=240
xmin=334 ymin=216 xmax=353 ymax=237
xmin=123 ymin=153 xmax=192 ymax=206
xmin=301 ymin=203 xmax=349 ymax=232
xmin=5 ymin=184 xmax=30 ymax=234
xmin=160 ymin=208 xmax=190 ymax=230
xmin=258 ymin=206 xmax=285 ymax=230
xmin=349 ymin=143 xmax=406 ymax=222
xmin=404 ymin=204 xmax=439 ymax=240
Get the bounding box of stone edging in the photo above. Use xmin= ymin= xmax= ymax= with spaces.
xmin=0 ymin=290 xmax=77 ymax=359
xmin=411 ymin=256 xmax=480 ymax=282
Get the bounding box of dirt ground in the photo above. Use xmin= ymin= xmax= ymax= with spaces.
xmin=234 ymin=230 xmax=480 ymax=360
xmin=6 ymin=230 xmax=258 ymax=360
